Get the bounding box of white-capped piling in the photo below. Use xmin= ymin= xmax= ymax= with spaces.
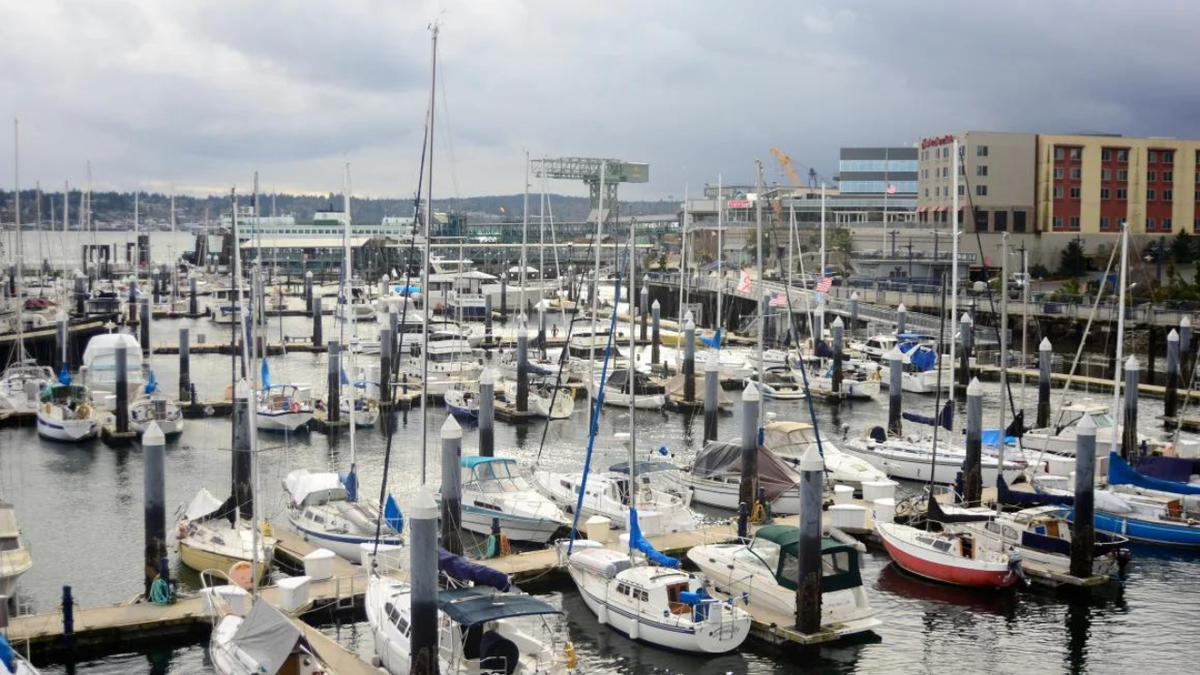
xmin=1165 ymin=329 xmax=1180 ymax=422
xmin=963 ymin=377 xmax=983 ymax=505
xmin=409 ymin=486 xmax=438 ymax=675
xmin=1070 ymin=414 xmax=1097 ymax=578
xmin=797 ymin=445 xmax=824 ymax=635
xmin=683 ymin=318 xmax=696 ymax=402
xmin=738 ymin=382 xmax=761 ymax=514
xmin=479 ymin=368 xmax=495 ymax=457
xmin=142 ymin=421 xmax=166 ymax=597
xmin=1038 ymin=338 xmax=1052 ymax=428
xmin=959 ymin=312 xmax=973 ymax=388
xmin=440 ymin=415 xmax=464 ymax=556
xmin=1122 ymin=356 xmax=1139 ymax=462
xmin=651 ymin=299 xmax=661 ymax=366
xmin=703 ymin=355 xmax=719 ymax=442
xmin=887 ymin=346 xmax=903 ymax=436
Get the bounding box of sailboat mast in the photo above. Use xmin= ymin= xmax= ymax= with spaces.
xmin=1110 ymin=222 xmax=1129 ymax=451
xmin=13 ymin=120 xmax=24 ymax=359
xmin=948 ymin=139 xmax=960 ymax=427
xmin=63 ymin=181 xmax=68 ymax=233
xmin=521 ymin=151 xmax=529 ymax=316
xmin=716 ymin=175 xmax=723 ymax=345
xmin=628 ymin=215 xmax=637 ymax=515
xmin=588 ymin=164 xmax=606 ymax=416
xmin=344 ymin=163 xmax=356 ymax=462
xmin=820 ymin=184 xmax=826 ymax=279
xmin=419 ymin=23 xmax=438 ymax=485
xmin=755 ymin=161 xmax=765 ymax=432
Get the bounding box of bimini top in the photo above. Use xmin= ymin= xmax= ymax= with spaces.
xmin=460 ymin=456 xmax=518 ymax=470
xmin=437 ymin=587 xmax=561 ymax=627
xmin=752 ymin=525 xmax=864 ymax=593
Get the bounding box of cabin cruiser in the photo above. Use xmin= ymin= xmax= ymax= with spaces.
xmin=681 ymin=350 xmax=755 ymax=380
xmin=532 ymin=467 xmax=696 ymax=536
xmin=688 ymin=525 xmax=881 ymax=639
xmin=283 ymin=469 xmax=403 ymax=562
xmin=445 ymin=270 xmax=499 ymax=319
xmin=794 ymin=357 xmax=881 ymax=400
xmin=401 ymin=331 xmax=482 ymax=397
xmin=0 ymin=503 xmax=33 ymax=598
xmin=80 ymin=332 xmax=144 ymax=400
xmin=879 ymin=341 xmax=953 ymax=394
xmin=1022 ymin=400 xmax=1169 ymax=476
xmin=457 ymin=457 xmax=571 ymax=544
xmin=337 ymin=281 xmax=376 ymax=322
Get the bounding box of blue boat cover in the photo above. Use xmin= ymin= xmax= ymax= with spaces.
xmin=814 ymin=340 xmax=833 ymax=358
xmin=260 ymin=359 xmax=271 ymax=391
xmin=903 ymin=400 xmax=953 ymax=431
xmin=1109 ymin=452 xmax=1200 ymax=495
xmin=341 ymin=464 xmax=359 ymax=503
xmin=909 ymin=346 xmax=938 ymax=372
xmin=384 ymin=494 xmax=404 ymax=534
xmin=438 ymin=547 xmax=511 ymax=591
xmin=980 ymin=430 xmax=1017 ymax=447
xmin=58 ymin=365 xmax=71 ymax=385
xmin=436 ymin=586 xmax=559 ymax=627
xmin=1136 ymin=454 xmax=1200 ymax=484
xmin=628 ymin=508 xmax=680 ymax=568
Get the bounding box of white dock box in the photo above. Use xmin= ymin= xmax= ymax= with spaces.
xmin=585 ymin=516 xmax=612 ymax=543
xmin=202 ymin=585 xmax=249 ymax=617
xmin=829 ymin=504 xmax=867 ymax=531
xmin=832 ymin=484 xmax=854 ymax=504
xmin=872 ymin=497 xmax=896 ymax=524
xmin=302 ymin=548 xmax=335 ymax=581
xmin=862 ymin=480 xmax=898 ymax=504
xmin=275 ymin=576 xmax=311 ymax=614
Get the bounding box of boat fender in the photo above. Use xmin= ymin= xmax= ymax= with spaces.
xmin=290 ymin=400 xmax=302 ymax=414
xmin=177 ymin=519 xmax=189 ymax=541
xmin=563 ymin=642 xmax=577 ymax=669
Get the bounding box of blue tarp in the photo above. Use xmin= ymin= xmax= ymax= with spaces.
xmin=341 ymin=464 xmax=359 ymax=502
xmin=981 ymin=429 xmax=1017 ymax=447
xmin=438 ymin=547 xmax=511 ymax=591
xmin=1109 ymin=452 xmax=1200 ymax=496
xmin=909 ymin=346 xmax=938 ymax=372
xmin=1136 ymin=455 xmax=1200 ymax=484
xmin=628 ymin=508 xmax=680 ymax=568
xmin=997 ymin=475 xmax=1074 ymax=507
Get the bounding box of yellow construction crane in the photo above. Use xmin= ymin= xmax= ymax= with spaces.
xmin=770 ymin=147 xmax=804 ymax=188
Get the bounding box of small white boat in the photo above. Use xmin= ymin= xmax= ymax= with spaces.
xmin=80 ymin=332 xmax=143 ymax=400
xmin=688 ymin=524 xmax=881 ymax=639
xmin=176 ymin=488 xmax=275 ymax=583
xmin=0 ymin=361 xmax=54 ymax=410
xmin=533 ymin=468 xmax=696 ymax=535
xmin=444 ymin=385 xmax=480 ymax=420
xmin=367 ymin=574 xmax=576 ymax=675
xmin=207 ymin=592 xmax=334 ymax=675
xmin=129 ymin=393 xmax=185 ymax=436
xmin=590 ymin=370 xmax=667 ymax=409
xmin=684 ymin=349 xmax=755 ymax=380
xmin=283 ymin=469 xmax=403 ymax=562
xmin=842 ymin=434 xmax=1026 ymax=485
xmin=36 ymin=382 xmax=99 ymax=442
xmin=567 ymin=540 xmax=751 ymax=653
xmin=746 ymin=367 xmax=806 ymax=400
xmin=256 ymin=384 xmax=313 ymax=433
xmin=0 ymin=502 xmax=33 ymax=598
xmin=501 ymin=379 xmax=575 ymax=420
xmin=457 ymin=457 xmax=571 ymax=544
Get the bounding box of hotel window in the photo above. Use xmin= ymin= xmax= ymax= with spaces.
xmin=1148 ymin=171 xmax=1157 ymax=182
xmin=994 ymin=211 xmax=1007 ymax=231
xmin=1101 ymin=187 xmax=1110 ymax=200
xmin=924 ymin=188 xmax=929 ymax=197
xmin=1053 ymin=215 xmax=1063 ymax=229
xmin=1070 ymin=168 xmax=1081 ymax=180
xmin=1054 ymin=167 xmax=1064 ymax=179
xmin=1070 ymin=148 xmax=1082 ymax=160
xmin=1013 ymin=210 xmax=1027 ymax=232
xmin=1102 ymin=169 xmax=1111 ymax=181
xmin=1101 ymin=217 xmax=1110 ymax=230
xmin=1118 ymin=188 xmax=1128 ymax=200
xmin=1164 ymin=218 xmax=1173 ymax=230
xmin=976 ymin=165 xmax=988 ymax=177
xmin=943 ymin=167 xmax=949 ymax=177
xmin=958 ymin=185 xmax=965 ymax=196
xmin=1165 ymin=151 xmax=1175 ymax=164
xmin=1070 ymin=216 xmax=1080 ymax=229
xmin=1102 ymin=149 xmax=1112 ymax=161
xmin=1195 ymin=189 xmax=1200 ymax=201
xmin=1148 ymin=218 xmax=1156 ymax=230
xmin=1148 ymin=189 xmax=1157 ymax=201
xmin=1118 ymin=169 xmax=1129 ymax=182
xmin=1054 ymin=147 xmax=1065 ymax=161
xmin=1195 ymin=218 xmax=1200 ymax=233
xmin=1165 ymin=189 xmax=1174 ymax=202
xmin=1164 ymin=171 xmax=1173 ymax=182
xmin=1053 ymin=186 xmax=1064 ymax=199
xmin=1150 ymin=151 xmax=1159 ymax=163
xmin=1118 ymin=149 xmax=1129 ymax=162
xmin=1070 ymin=187 xmax=1081 ymax=199
xmin=976 ymin=185 xmax=988 ymax=196
xmin=977 ymin=145 xmax=989 ymax=157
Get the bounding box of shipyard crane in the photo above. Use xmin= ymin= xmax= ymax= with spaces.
xmin=769 ymin=147 xmax=806 ymax=221
xmin=531 ymin=157 xmax=649 ymax=230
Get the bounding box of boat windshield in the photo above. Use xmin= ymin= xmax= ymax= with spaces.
xmin=1086 ymin=412 xmax=1115 ymax=428
xmin=472 ymin=461 xmax=529 ymax=493
xmin=746 ymin=537 xmax=782 ymax=573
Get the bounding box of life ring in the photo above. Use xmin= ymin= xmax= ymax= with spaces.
xmin=289 ymin=400 xmax=302 ymax=414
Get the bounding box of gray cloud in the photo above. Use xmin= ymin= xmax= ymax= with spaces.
xmin=4 ymin=0 xmax=1200 ymax=202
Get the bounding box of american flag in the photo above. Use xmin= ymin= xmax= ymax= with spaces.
xmin=815 ymin=276 xmax=833 ymax=293
xmin=887 ymin=184 xmax=897 ymax=195
xmin=769 ymin=292 xmax=787 ymax=308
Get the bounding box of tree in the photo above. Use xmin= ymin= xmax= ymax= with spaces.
xmin=1057 ymin=239 xmax=1087 ymax=278
xmin=1170 ymin=230 xmax=1195 ymax=265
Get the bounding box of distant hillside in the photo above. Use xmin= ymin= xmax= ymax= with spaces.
xmin=0 ymin=190 xmax=679 ymax=227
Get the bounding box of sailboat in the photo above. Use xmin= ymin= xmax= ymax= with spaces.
xmin=565 ymin=269 xmax=751 ymax=653
xmin=256 ymin=360 xmax=313 ymax=433
xmin=36 ymin=368 xmax=99 ymax=442
xmin=207 ymin=598 xmax=334 ymax=675
xmin=129 ymin=370 xmax=184 ymax=436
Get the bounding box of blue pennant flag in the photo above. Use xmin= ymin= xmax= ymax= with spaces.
xmin=260 ymin=359 xmax=271 ymax=391
xmin=144 ymin=370 xmax=158 ymax=395
xmin=57 ymin=365 xmax=71 ymax=385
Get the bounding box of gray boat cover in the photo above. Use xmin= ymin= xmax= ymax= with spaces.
xmin=230 ymin=601 xmax=302 ymax=674
xmin=692 ymin=441 xmax=801 ymax=501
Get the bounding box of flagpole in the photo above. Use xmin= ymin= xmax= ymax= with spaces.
xmin=884 ymin=147 xmax=890 ymax=257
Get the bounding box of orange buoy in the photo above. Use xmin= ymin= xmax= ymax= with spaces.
xmin=228 ymin=561 xmax=255 ymax=590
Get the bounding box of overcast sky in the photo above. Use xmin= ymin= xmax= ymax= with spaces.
xmin=5 ymin=1 xmax=1199 ymax=201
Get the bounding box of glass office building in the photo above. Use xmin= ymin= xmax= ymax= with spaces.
xmin=838 ymin=147 xmax=918 ymax=194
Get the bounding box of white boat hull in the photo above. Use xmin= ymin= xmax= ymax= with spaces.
xmin=257 ymin=410 xmax=313 ymax=432
xmin=36 ymin=411 xmax=98 ymax=441
xmin=460 ymin=504 xmax=567 ymax=544
xmin=843 ymin=440 xmax=1024 ymax=485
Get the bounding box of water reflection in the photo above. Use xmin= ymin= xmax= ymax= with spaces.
xmin=875 ymin=563 xmax=1016 ymax=619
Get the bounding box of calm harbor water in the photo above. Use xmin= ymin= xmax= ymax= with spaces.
xmin=4 ymin=299 xmax=1197 ymax=674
